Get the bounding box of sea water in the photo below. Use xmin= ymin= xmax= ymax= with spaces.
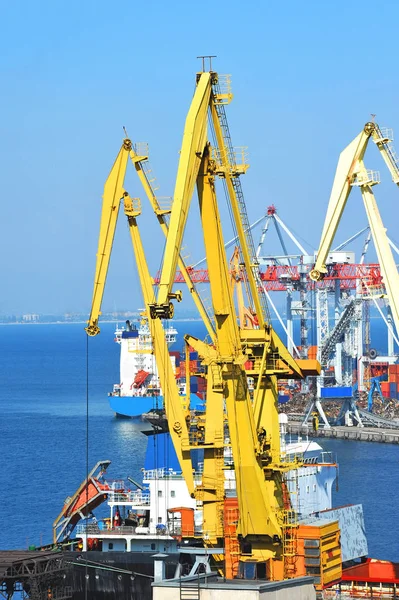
xmin=0 ymin=321 xmax=398 ymax=561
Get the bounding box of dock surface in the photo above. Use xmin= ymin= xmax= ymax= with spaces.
xmin=288 ymin=422 xmax=399 ymax=444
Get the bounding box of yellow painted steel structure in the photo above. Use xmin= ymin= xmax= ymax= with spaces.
xmin=123 ymin=195 xmax=194 ymax=492
xmin=310 ymin=121 xmax=399 ymax=340
xmin=85 ymin=139 xmax=215 ymax=340
xmin=86 ymin=69 xmax=321 ymax=579
xmin=150 ymin=72 xmax=212 ymax=319
xmin=140 ymin=70 xmax=320 ymax=575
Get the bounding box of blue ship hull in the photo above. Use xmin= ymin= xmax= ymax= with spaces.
xmin=109 ymin=395 xmax=164 ymax=418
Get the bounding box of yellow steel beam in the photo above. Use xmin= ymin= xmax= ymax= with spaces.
xmin=360 ymin=177 xmax=399 ymax=341
xmin=209 ymin=101 xmax=267 ymax=328
xmin=185 ymin=334 xmax=225 ymax=545
xmin=310 ymin=126 xmax=372 ymax=281
xmin=86 ymin=141 xmax=131 ymax=336
xmin=123 ymin=194 xmax=194 ymax=492
xmin=128 ymin=146 xmax=215 ymax=342
xmin=197 ymin=145 xmax=283 ymax=550
xmin=153 ymin=72 xmax=212 ymax=318
xmin=371 ymin=124 xmax=399 ymax=185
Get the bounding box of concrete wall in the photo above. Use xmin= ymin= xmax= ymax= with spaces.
xmin=153 ymin=576 xmax=316 ymax=600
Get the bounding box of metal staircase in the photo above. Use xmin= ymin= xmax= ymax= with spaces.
xmin=282 ymin=510 xmax=299 ymax=579
xmin=133 ymin=142 xmax=161 ymax=193
xmin=179 ymin=575 xmax=200 ymax=600
xmin=372 ymin=125 xmax=399 ymax=185
xmin=281 ymin=474 xmax=299 ymax=579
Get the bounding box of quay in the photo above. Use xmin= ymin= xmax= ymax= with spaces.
xmin=288 ymin=422 xmax=399 ymax=444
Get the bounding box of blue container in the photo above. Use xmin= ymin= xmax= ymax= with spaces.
xmin=121 ymin=330 xmax=139 ymax=338
xmin=190 ymin=376 xmax=198 ymax=392
xmin=190 ymin=352 xmax=198 ymax=360
xmin=320 ymin=386 xmax=352 ymax=398
xmin=278 ymin=394 xmax=290 ymax=404
xmin=389 ymin=383 xmax=397 ymax=397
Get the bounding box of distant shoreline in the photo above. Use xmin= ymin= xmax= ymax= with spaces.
xmin=0 ymin=314 xmax=389 ymax=326
xmin=0 ymin=318 xmax=205 ymax=326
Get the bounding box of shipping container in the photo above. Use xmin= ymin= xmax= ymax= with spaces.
xmin=320 ymin=387 xmax=353 ymax=398
xmin=278 ymin=394 xmax=290 ymax=404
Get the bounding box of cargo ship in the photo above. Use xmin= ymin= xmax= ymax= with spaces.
xmin=108 ymin=316 xmax=204 ymax=418
xmin=108 ymin=315 xmax=205 ymax=419
xmin=48 ymin=415 xmax=378 ymax=598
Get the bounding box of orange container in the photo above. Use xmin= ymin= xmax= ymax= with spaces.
xmin=308 ymin=345 xmax=318 ymax=360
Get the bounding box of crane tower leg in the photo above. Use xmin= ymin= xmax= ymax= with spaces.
xmin=360 ymin=185 xmax=399 ymax=340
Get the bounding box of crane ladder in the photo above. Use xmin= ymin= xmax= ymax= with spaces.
xmin=179 ymin=575 xmax=200 ymax=600
xmin=281 ymin=478 xmax=299 ymax=579
xmin=211 ymin=80 xmax=270 ymax=325
xmin=372 ymin=125 xmax=399 ymax=185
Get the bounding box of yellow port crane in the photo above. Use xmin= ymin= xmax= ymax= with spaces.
xmin=86 ymin=67 xmax=321 ymax=580
xmin=310 ymin=122 xmax=399 ymax=339
xmin=137 ymin=68 xmax=320 ymax=578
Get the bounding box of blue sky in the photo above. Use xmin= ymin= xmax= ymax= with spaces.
xmin=1 ymin=0 xmax=399 ymax=314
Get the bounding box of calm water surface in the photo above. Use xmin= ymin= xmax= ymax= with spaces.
xmin=0 ymin=322 xmax=398 ymax=561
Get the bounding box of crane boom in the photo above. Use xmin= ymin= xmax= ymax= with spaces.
xmin=310 ymin=125 xmax=371 ymax=281
xmin=123 ymin=195 xmax=194 ymax=492
xmin=152 ymin=72 xmax=212 ymax=318
xmin=359 ymin=176 xmax=399 ymax=338
xmin=310 ymin=121 xmax=399 ymax=339
xmin=128 ymin=146 xmax=216 ymax=341
xmin=196 ymin=145 xmax=283 ymax=545
xmin=86 ymin=140 xmax=131 ymax=336
xmin=86 ymin=134 xmax=215 ymax=339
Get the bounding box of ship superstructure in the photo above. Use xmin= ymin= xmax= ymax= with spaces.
xmin=56 ymin=421 xmax=353 ymax=555
xmin=109 ymin=316 xmax=179 ymax=417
